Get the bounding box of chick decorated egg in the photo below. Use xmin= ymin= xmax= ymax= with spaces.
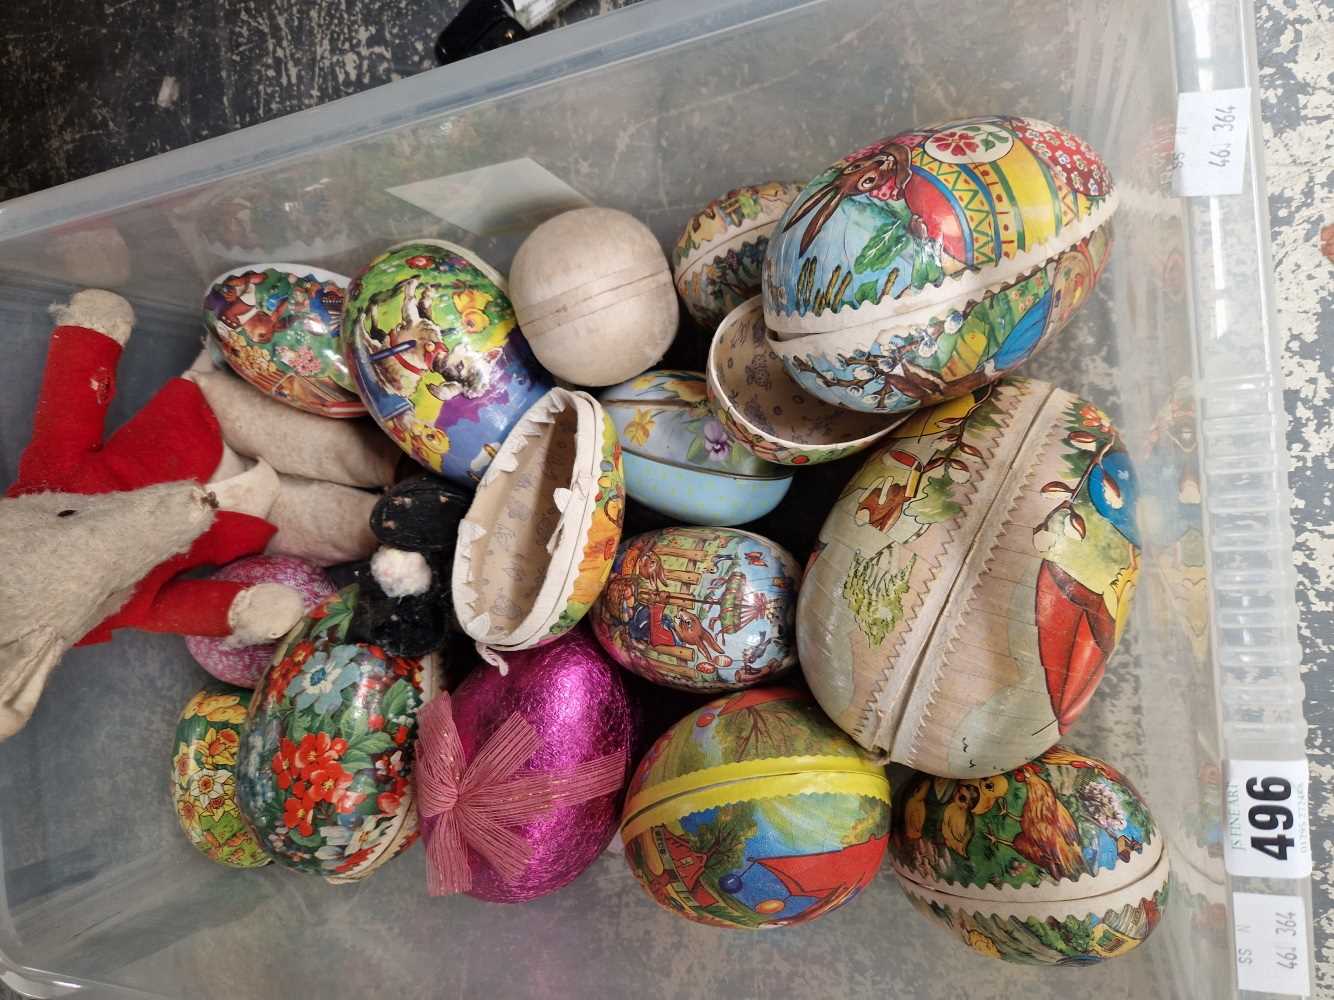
xmin=673 ymin=181 xmax=802 ymax=329
xmin=452 ymin=387 xmax=625 ymax=655
xmin=342 ymin=240 xmax=552 ymax=487
xmin=799 ymin=377 xmax=1140 ymax=777
xmin=764 ymin=117 xmax=1115 ymax=415
xmin=591 ymin=527 xmax=800 ymax=691
xmin=600 ymin=370 xmax=792 ymax=525
xmin=237 ymin=585 xmax=438 ymax=882
xmin=171 ymin=686 xmax=270 ymax=869
xmin=890 ymin=747 xmax=1169 ymax=965
xmin=621 ymin=687 xmax=890 ymax=929
xmin=202 ymin=263 xmax=364 ymax=417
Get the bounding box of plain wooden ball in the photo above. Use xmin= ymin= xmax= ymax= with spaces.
xmin=509 ymin=207 xmax=679 ymax=386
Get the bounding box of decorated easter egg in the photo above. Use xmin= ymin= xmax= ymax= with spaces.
xmin=185 ymin=556 xmax=336 ymax=688
xmin=600 ymin=370 xmax=792 ymax=525
xmin=673 ymin=181 xmax=802 ymax=329
xmin=707 ymin=297 xmax=899 ymax=465
xmin=171 ymin=687 xmax=270 ymax=869
xmin=453 ymin=387 xmax=625 ymax=654
xmin=591 ymin=527 xmax=800 ymax=691
xmin=890 ymin=746 xmax=1170 ymax=965
xmin=342 ymin=240 xmax=552 ymax=486
xmin=621 ymin=688 xmax=890 ymax=929
xmin=202 ymin=263 xmax=364 ymax=417
xmin=509 ymin=207 xmax=678 ymax=386
xmin=798 ymin=377 xmax=1140 ymax=777
xmin=417 ymin=628 xmax=638 ymax=902
xmin=764 ymin=117 xmax=1116 ymax=415
xmin=237 ymin=585 xmax=437 ymax=882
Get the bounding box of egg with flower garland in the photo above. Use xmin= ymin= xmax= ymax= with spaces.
xmin=171 ymin=686 xmax=269 ymax=869
xmin=237 ymin=584 xmax=438 ymax=882
xmin=890 ymin=746 xmax=1170 ymax=965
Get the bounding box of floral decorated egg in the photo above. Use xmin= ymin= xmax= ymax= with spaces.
xmin=202 ymin=263 xmax=364 ymax=417
xmin=171 ymin=687 xmax=270 ymax=869
xmin=342 ymin=240 xmax=552 ymax=487
xmin=799 ymin=377 xmax=1140 ymax=777
xmin=591 ymin=527 xmax=800 ymax=691
xmin=600 ymin=370 xmax=792 ymax=525
xmin=237 ymin=585 xmax=437 ymax=882
xmin=764 ymin=117 xmax=1115 ymax=415
xmin=707 ymin=297 xmax=899 ymax=465
xmin=890 ymin=746 xmax=1170 ymax=965
xmin=452 ymin=388 xmax=625 ymax=655
xmin=673 ymin=181 xmax=801 ymax=329
xmin=621 ymin=687 xmax=890 ymax=929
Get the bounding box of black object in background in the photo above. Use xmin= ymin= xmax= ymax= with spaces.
xmin=436 ymin=0 xmax=531 ymax=64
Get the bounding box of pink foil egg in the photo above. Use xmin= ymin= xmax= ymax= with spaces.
xmin=427 ymin=627 xmax=638 ymax=903
xmin=185 ymin=556 xmax=335 ymax=687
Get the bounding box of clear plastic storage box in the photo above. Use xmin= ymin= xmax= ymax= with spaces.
xmin=0 ymin=0 xmax=1310 ymax=997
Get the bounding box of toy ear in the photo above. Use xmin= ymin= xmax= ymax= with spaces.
xmin=889 ymin=143 xmax=912 ymax=190
xmin=798 ymin=192 xmax=842 ymax=255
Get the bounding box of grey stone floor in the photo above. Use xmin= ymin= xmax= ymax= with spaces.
xmin=0 ymin=0 xmax=1329 ymax=996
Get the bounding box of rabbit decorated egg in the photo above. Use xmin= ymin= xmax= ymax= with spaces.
xmin=452 ymin=388 xmax=625 ymax=654
xmin=202 ymin=264 xmax=364 ymax=417
xmin=707 ymin=297 xmax=900 ymax=465
xmin=890 ymin=747 xmax=1170 ymax=965
xmin=237 ymin=585 xmax=437 ymax=882
xmin=673 ymin=181 xmax=802 ymax=329
xmin=343 ymin=240 xmax=552 ymax=487
xmin=171 ymin=686 xmax=270 ymax=869
xmin=764 ymin=117 xmax=1115 ymax=415
xmin=591 ymin=527 xmax=800 ymax=691
xmin=600 ymin=370 xmax=792 ymax=525
xmin=621 ymin=687 xmax=890 ymax=929
xmin=509 ymin=207 xmax=678 ymax=386
xmin=799 ymin=377 xmax=1140 ymax=777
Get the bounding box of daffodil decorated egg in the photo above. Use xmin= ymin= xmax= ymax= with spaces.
xmin=764 ymin=117 xmax=1115 ymax=415
xmin=591 ymin=527 xmax=800 ymax=691
xmin=798 ymin=377 xmax=1140 ymax=777
xmin=343 ymin=240 xmax=552 ymax=487
xmin=237 ymin=585 xmax=437 ymax=882
xmin=171 ymin=686 xmax=269 ymax=869
xmin=621 ymin=688 xmax=891 ymax=929
xmin=673 ymin=181 xmax=802 ymax=329
xmin=600 ymin=370 xmax=792 ymax=525
xmin=890 ymin=746 xmax=1170 ymax=965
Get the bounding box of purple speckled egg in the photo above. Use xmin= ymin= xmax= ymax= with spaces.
xmin=441 ymin=626 xmax=638 ymax=903
xmin=185 ymin=556 xmax=335 ymax=687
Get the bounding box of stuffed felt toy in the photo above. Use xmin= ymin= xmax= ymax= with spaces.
xmin=0 ymin=290 xmax=395 ymax=740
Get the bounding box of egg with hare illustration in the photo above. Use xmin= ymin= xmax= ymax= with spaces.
xmin=764 ymin=116 xmax=1115 ymax=416
xmin=890 ymin=746 xmax=1169 ymax=965
xmin=798 ymin=377 xmax=1140 ymax=777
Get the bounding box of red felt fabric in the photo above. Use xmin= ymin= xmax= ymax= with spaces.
xmin=7 ymin=325 xmax=277 ymax=642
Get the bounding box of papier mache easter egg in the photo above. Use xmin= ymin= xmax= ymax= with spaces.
xmin=799 ymin=377 xmax=1140 ymax=777
xmin=237 ymin=585 xmax=437 ymax=882
xmin=171 ymin=687 xmax=269 ymax=869
xmin=621 ymin=688 xmax=890 ymax=929
xmin=673 ymin=181 xmax=802 ymax=329
xmin=343 ymin=240 xmax=551 ymax=487
xmin=591 ymin=527 xmax=800 ymax=691
xmin=600 ymin=370 xmax=792 ymax=525
xmin=202 ymin=263 xmax=364 ymax=417
xmin=509 ymin=207 xmax=678 ymax=386
xmin=890 ymin=746 xmax=1170 ymax=965
xmin=452 ymin=387 xmax=625 ymax=654
xmin=764 ymin=117 xmax=1115 ymax=415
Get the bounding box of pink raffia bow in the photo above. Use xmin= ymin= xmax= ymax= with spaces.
xmin=415 ymin=691 xmax=626 ymax=897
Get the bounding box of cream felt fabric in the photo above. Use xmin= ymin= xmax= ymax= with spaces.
xmin=189 ymin=370 xmax=398 ymax=488
xmin=208 ymin=457 xmax=280 ymax=519
xmin=265 ymin=474 xmax=379 ymax=566
xmin=227 ymin=582 xmax=307 ymax=645
xmin=49 ymin=289 xmax=135 ymax=345
xmin=0 ymin=482 xmax=215 ymax=740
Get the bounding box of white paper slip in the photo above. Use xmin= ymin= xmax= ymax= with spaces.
xmin=1224 ymin=758 xmax=1312 ymax=879
xmin=388 ymin=157 xmax=590 ymax=237
xmin=1233 ymin=892 xmax=1309 ymax=996
xmin=1173 ymin=88 xmax=1251 ymax=197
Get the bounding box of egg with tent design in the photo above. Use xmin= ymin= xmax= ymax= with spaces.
xmin=763 ymin=116 xmax=1115 ymax=415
